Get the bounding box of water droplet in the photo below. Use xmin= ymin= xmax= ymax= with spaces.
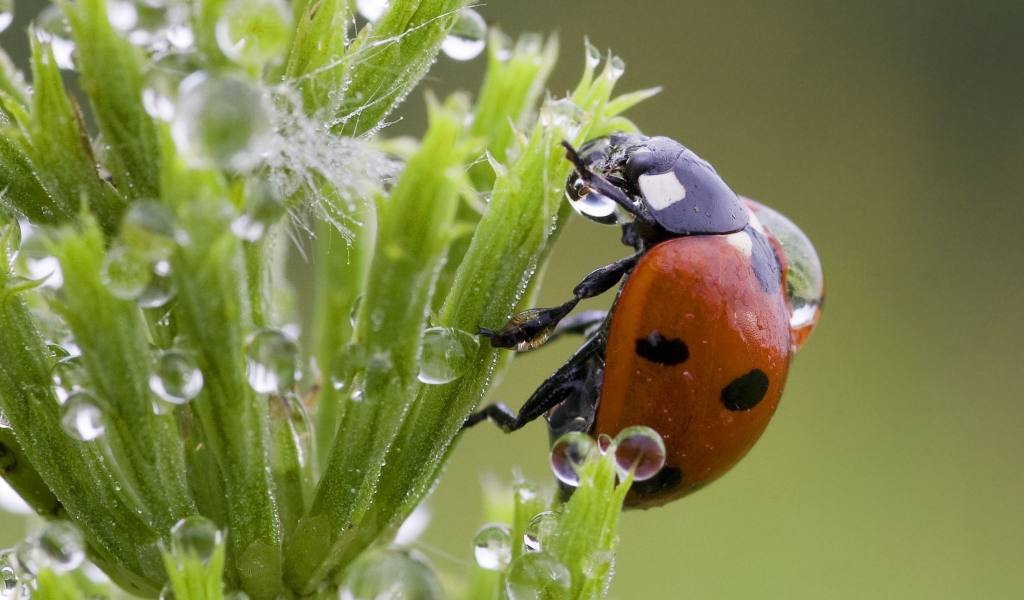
xmin=159 ymin=583 xmax=176 ymax=600
xmin=142 ymin=51 xmax=206 ymax=121
xmin=35 ymin=6 xmax=76 ymax=70
xmin=107 ymin=0 xmax=139 ymax=31
xmin=441 ymin=8 xmax=486 ymax=61
xmin=137 ymin=266 xmax=176 ymax=309
xmin=101 ymin=246 xmax=153 ymax=300
xmin=36 ymin=521 xmax=85 ymax=574
xmin=12 ymin=541 xmax=36 ymax=577
xmin=60 ymin=391 xmax=106 ymax=441
xmin=169 ymin=516 xmax=223 ymax=565
xmin=349 ymin=295 xmax=363 ymax=327
xmin=216 ymin=0 xmax=292 ymax=67
xmin=111 ymin=0 xmax=188 ymax=52
xmin=52 ymin=356 xmax=87 ymax=402
xmin=596 ymin=433 xmax=613 ymax=454
xmin=0 ymin=206 xmax=20 ymax=264
xmin=120 ymin=200 xmax=177 ymax=260
xmin=0 ymin=0 xmax=13 ymax=34
xmin=171 ymin=73 xmax=272 ymax=170
xmin=743 ymin=199 xmax=824 ymax=350
xmin=231 ymin=176 xmax=286 ymax=242
xmin=355 ymin=0 xmax=388 ymax=21
xmin=150 ymin=350 xmax=203 ymax=405
xmin=539 ymin=99 xmax=582 ymax=139
xmin=339 ymin=547 xmax=443 ymax=600
xmin=1 ymin=550 xmax=19 ymax=599
xmin=417 ymin=327 xmax=478 ymax=385
xmin=565 ymin=175 xmax=631 ymax=226
xmin=549 ymin=432 xmax=596 ymax=487
xmin=584 ymin=40 xmax=601 ymax=69
xmin=612 ymin=426 xmax=666 ymax=481
xmin=523 ymin=511 xmax=559 ymax=553
xmin=245 ymin=328 xmax=301 ymax=394
xmin=505 ymin=552 xmax=571 ymax=600
xmin=491 ymin=30 xmax=513 ymax=61
xmin=608 ymin=55 xmax=625 ymax=80
xmin=473 ymin=523 xmax=512 ymax=570
xmin=330 ymin=342 xmax=366 ymax=393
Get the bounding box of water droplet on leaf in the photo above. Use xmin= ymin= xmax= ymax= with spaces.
xmin=216 ymin=0 xmax=292 ymax=67
xmin=473 ymin=523 xmax=512 ymax=570
xmin=441 ymin=9 xmax=486 ymax=61
xmin=550 ymin=432 xmax=596 ymax=487
xmin=36 ymin=521 xmax=85 ymax=574
xmin=170 ymin=516 xmax=223 ymax=565
xmin=150 ymin=350 xmax=203 ymax=405
xmin=612 ymin=426 xmax=666 ymax=481
xmin=339 ymin=547 xmax=442 ymax=600
xmin=245 ymin=328 xmax=301 ymax=394
xmin=355 ymin=0 xmax=388 ymax=21
xmin=61 ymin=391 xmax=106 ymax=441
xmin=417 ymin=327 xmax=478 ymax=385
xmin=0 ymin=1 xmax=14 ymax=34
xmin=505 ymin=552 xmax=571 ymax=600
xmin=101 ymin=246 xmax=153 ymax=300
xmin=35 ymin=6 xmax=76 ymax=70
xmin=523 ymin=511 xmax=559 ymax=552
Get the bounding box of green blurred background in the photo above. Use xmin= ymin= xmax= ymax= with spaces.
xmin=3 ymin=1 xmax=1024 ymax=598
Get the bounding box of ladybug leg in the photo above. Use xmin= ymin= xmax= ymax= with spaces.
xmin=549 ymin=309 xmax=608 ymax=342
xmin=464 ymin=337 xmax=600 ymax=432
xmin=479 ymin=254 xmax=638 ymax=350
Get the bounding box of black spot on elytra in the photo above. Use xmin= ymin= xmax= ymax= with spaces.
xmin=631 ymin=466 xmax=683 ymax=496
xmin=721 ymin=369 xmax=770 ymax=411
xmin=747 ymin=225 xmax=782 ymax=295
xmin=635 ymin=331 xmax=689 ymax=366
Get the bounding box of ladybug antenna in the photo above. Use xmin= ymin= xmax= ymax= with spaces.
xmin=561 ymin=141 xmax=656 ymax=228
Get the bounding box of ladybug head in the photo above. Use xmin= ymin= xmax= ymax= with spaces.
xmin=565 ymin=135 xmax=748 ymax=239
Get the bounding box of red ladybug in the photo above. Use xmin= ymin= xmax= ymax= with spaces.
xmin=466 ymin=134 xmax=824 ymax=507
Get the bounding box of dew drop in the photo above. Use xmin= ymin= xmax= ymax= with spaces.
xmin=743 ymin=199 xmax=824 ymax=350
xmin=549 ymin=432 xmax=596 ymax=487
xmin=0 ymin=0 xmax=13 ymax=34
xmin=417 ymin=327 xmax=479 ymax=385
xmin=612 ymin=426 xmax=666 ymax=481
xmin=565 ymin=179 xmax=627 ymax=225
xmin=473 ymin=523 xmax=512 ymax=570
xmin=216 ymin=0 xmax=292 ymax=67
xmin=159 ymin=583 xmax=176 ymax=600
xmin=596 ymin=433 xmax=613 ymax=454
xmin=491 ymin=30 xmax=513 ymax=61
xmin=52 ymin=356 xmax=87 ymax=403
xmin=339 ymin=546 xmax=443 ymax=600
xmin=539 ymin=99 xmax=582 ymax=140
xmin=231 ymin=177 xmax=286 ymax=242
xmin=584 ymin=40 xmax=601 ymax=69
xmin=171 ymin=73 xmax=272 ymax=170
xmin=441 ymin=8 xmax=486 ymax=61
xmin=523 ymin=511 xmax=559 ymax=553
xmin=106 ymin=0 xmax=139 ymax=31
xmin=355 ymin=0 xmax=389 ymax=21
xmin=505 ymin=552 xmax=571 ymax=600
xmin=245 ymin=328 xmax=301 ymax=394
xmin=150 ymin=350 xmax=203 ymax=405
xmin=36 ymin=521 xmax=85 ymax=574
xmin=608 ymin=55 xmax=625 ymax=80
xmin=101 ymin=246 xmax=153 ymax=300
xmin=330 ymin=342 xmax=366 ymax=393
xmin=142 ymin=52 xmax=206 ymax=122
xmin=35 ymin=6 xmax=76 ymax=70
xmin=137 ymin=266 xmax=177 ymax=309
xmin=170 ymin=516 xmax=223 ymax=565
xmin=513 ymin=481 xmax=540 ymax=505
xmin=60 ymin=391 xmax=106 ymax=441
xmin=120 ymin=200 xmax=177 ymax=260
xmin=1 ymin=550 xmax=19 ymax=599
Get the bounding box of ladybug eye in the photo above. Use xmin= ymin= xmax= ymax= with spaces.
xmin=744 ymin=200 xmax=824 ymax=350
xmin=564 ymin=175 xmax=634 ymax=225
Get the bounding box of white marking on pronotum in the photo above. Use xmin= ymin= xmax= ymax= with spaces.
xmin=747 ymin=206 xmax=767 ymax=234
xmin=638 ymin=171 xmax=687 ymax=210
xmin=726 ymin=231 xmax=753 ymax=257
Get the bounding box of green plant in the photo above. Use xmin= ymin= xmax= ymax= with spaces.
xmin=0 ymin=1 xmax=656 ymax=599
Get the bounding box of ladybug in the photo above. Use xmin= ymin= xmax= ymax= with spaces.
xmin=465 ymin=134 xmax=824 ymax=508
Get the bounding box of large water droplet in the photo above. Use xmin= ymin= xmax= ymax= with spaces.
xmin=523 ymin=511 xmax=559 ymax=553
xmin=121 ymin=200 xmax=177 ymax=260
xmin=549 ymin=432 xmax=596 ymax=487
xmin=35 ymin=6 xmax=76 ymax=70
xmin=417 ymin=327 xmax=478 ymax=385
xmin=170 ymin=516 xmax=223 ymax=565
xmin=111 ymin=0 xmax=189 ymax=52
xmin=339 ymin=547 xmax=443 ymax=600
xmin=35 ymin=521 xmax=85 ymax=574
xmin=150 ymin=350 xmax=203 ymax=405
xmin=52 ymin=355 xmax=87 ymax=403
xmin=539 ymin=99 xmax=582 ymax=140
xmin=171 ymin=73 xmax=272 ymax=170
xmin=231 ymin=176 xmax=286 ymax=242
xmin=0 ymin=206 xmax=21 ymax=264
xmin=0 ymin=1 xmax=14 ymax=34
xmin=612 ymin=426 xmax=666 ymax=482
xmin=565 ymin=175 xmax=632 ymax=226
xmin=584 ymin=40 xmax=601 ymax=69
xmin=245 ymin=328 xmax=301 ymax=394
xmin=101 ymin=246 xmax=153 ymax=300
xmin=137 ymin=264 xmax=177 ymax=309
xmin=142 ymin=51 xmax=206 ymax=121
xmin=743 ymin=199 xmax=824 ymax=350
xmin=60 ymin=391 xmax=106 ymax=441
xmin=505 ymin=552 xmax=571 ymax=600
xmin=473 ymin=523 xmax=512 ymax=570
xmin=216 ymin=0 xmax=292 ymax=67
xmin=355 ymin=0 xmax=388 ymax=21
xmin=441 ymin=8 xmax=486 ymax=61
xmin=608 ymin=56 xmax=625 ymax=80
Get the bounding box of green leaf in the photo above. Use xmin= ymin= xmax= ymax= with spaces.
xmin=65 ymin=0 xmax=162 ymax=201
xmin=0 ymin=129 xmax=74 ymax=226
xmin=286 ymin=0 xmax=351 ymax=114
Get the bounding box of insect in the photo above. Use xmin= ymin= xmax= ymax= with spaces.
xmin=465 ymin=133 xmax=824 ymax=508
